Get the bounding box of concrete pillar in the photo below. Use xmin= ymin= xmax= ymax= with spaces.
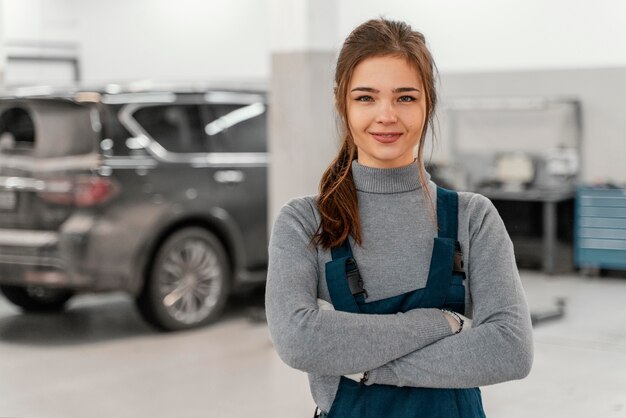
xmin=268 ymin=0 xmax=340 ymax=223
xmin=0 ymin=1 xmax=6 ymax=89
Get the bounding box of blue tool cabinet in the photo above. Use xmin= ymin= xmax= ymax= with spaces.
xmin=575 ymin=187 xmax=626 ymax=270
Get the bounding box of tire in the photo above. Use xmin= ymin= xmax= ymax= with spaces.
xmin=136 ymin=227 xmax=231 ymax=331
xmin=0 ymin=284 xmax=73 ymax=313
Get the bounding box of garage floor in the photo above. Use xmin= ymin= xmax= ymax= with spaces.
xmin=1 ymin=270 xmax=625 ymax=418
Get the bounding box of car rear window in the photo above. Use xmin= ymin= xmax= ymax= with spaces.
xmin=0 ymin=106 xmax=35 ymax=154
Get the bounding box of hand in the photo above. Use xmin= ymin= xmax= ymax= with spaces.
xmin=317 ymin=298 xmax=335 ymax=311
xmin=343 ymin=373 xmax=363 ymax=382
xmin=344 ymin=372 xmax=369 ymax=383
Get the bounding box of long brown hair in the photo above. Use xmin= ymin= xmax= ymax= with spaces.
xmin=312 ymin=18 xmax=439 ymax=250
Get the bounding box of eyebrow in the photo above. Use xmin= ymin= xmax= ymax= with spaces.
xmin=350 ymin=87 xmax=420 ymax=93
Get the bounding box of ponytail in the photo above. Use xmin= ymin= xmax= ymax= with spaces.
xmin=311 ymin=137 xmax=362 ymax=250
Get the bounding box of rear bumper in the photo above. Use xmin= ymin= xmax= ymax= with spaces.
xmin=0 ymin=228 xmax=94 ymax=289
xmin=0 ymin=229 xmax=63 ymax=265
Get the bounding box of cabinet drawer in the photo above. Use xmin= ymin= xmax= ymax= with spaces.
xmin=578 ymin=227 xmax=626 ymax=240
xmin=579 ymin=217 xmax=626 ymax=228
xmin=578 ymin=188 xmax=626 ymax=198
xmin=579 ymin=206 xmax=626 ymax=218
xmin=575 ymin=187 xmax=626 ymax=270
xmin=579 ymin=195 xmax=626 ymax=208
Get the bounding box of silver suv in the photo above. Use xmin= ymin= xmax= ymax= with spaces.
xmin=0 ymin=85 xmax=268 ymax=330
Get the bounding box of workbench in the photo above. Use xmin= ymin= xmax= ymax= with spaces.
xmin=478 ymin=187 xmax=576 ymax=274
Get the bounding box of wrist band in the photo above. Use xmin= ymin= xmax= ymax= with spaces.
xmin=360 ymin=371 xmax=370 ymax=384
xmin=441 ymin=309 xmax=464 ymax=334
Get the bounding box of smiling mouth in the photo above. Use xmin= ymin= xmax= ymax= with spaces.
xmin=370 ymin=132 xmax=402 ymax=143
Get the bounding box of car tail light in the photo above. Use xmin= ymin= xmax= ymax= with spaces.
xmin=38 ymin=176 xmax=118 ymax=207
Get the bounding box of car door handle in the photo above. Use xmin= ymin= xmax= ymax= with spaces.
xmin=213 ymin=170 xmax=245 ymax=184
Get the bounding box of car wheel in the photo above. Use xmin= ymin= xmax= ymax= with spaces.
xmin=136 ymin=227 xmax=231 ymax=331
xmin=0 ymin=284 xmax=73 ymax=312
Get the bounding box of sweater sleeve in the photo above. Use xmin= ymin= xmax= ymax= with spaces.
xmin=366 ymin=194 xmax=534 ymax=388
xmin=265 ymin=198 xmax=453 ymax=376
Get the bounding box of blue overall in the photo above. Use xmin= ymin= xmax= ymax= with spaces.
xmin=319 ymin=187 xmax=486 ymax=418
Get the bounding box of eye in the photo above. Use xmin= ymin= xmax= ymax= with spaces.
xmin=398 ymin=95 xmax=416 ymax=103
xmin=355 ymin=95 xmax=374 ymax=102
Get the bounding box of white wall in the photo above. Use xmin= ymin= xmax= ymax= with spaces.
xmin=2 ymin=0 xmax=80 ymax=86
xmin=338 ymin=0 xmax=626 ymax=72
xmin=4 ymin=0 xmax=626 ymax=81
xmin=3 ymin=0 xmax=78 ymax=42
xmin=1 ymin=0 xmax=270 ymax=85
xmin=269 ymin=0 xmax=338 ymax=52
xmin=75 ymin=0 xmax=269 ymax=84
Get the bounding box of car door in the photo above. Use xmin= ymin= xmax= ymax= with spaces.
xmin=200 ymin=93 xmax=268 ymax=273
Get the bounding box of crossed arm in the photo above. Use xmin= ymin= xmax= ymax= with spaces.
xmin=265 ymin=201 xmax=454 ymax=376
xmin=265 ymin=196 xmax=533 ymax=387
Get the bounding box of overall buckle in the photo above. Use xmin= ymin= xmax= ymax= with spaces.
xmin=346 ymin=258 xmax=368 ymax=299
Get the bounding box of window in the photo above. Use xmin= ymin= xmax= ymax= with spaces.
xmin=133 ymin=105 xmax=206 ymax=153
xmin=0 ymin=107 xmax=36 ymax=154
xmin=202 ymin=103 xmax=267 ymax=153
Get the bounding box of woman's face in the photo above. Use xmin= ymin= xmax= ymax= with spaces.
xmin=346 ymin=55 xmax=427 ymax=169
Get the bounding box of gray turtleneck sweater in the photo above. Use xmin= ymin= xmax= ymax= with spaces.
xmin=265 ymin=160 xmax=533 ymax=413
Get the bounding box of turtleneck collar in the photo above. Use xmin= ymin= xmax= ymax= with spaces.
xmin=350 ymin=159 xmax=430 ymax=194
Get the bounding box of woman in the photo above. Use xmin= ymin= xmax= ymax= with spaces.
xmin=265 ymin=18 xmax=533 ymax=418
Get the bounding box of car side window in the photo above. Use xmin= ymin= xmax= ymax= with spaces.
xmin=133 ymin=104 xmax=206 ymax=153
xmin=202 ymin=103 xmax=266 ymax=153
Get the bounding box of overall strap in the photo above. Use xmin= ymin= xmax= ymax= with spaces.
xmin=330 ymin=239 xmax=352 ymax=260
xmin=436 ymin=186 xmax=458 ymax=240
xmin=439 ymin=187 xmax=466 ymax=277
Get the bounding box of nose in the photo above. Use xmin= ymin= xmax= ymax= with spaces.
xmin=375 ymin=102 xmax=398 ymax=124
